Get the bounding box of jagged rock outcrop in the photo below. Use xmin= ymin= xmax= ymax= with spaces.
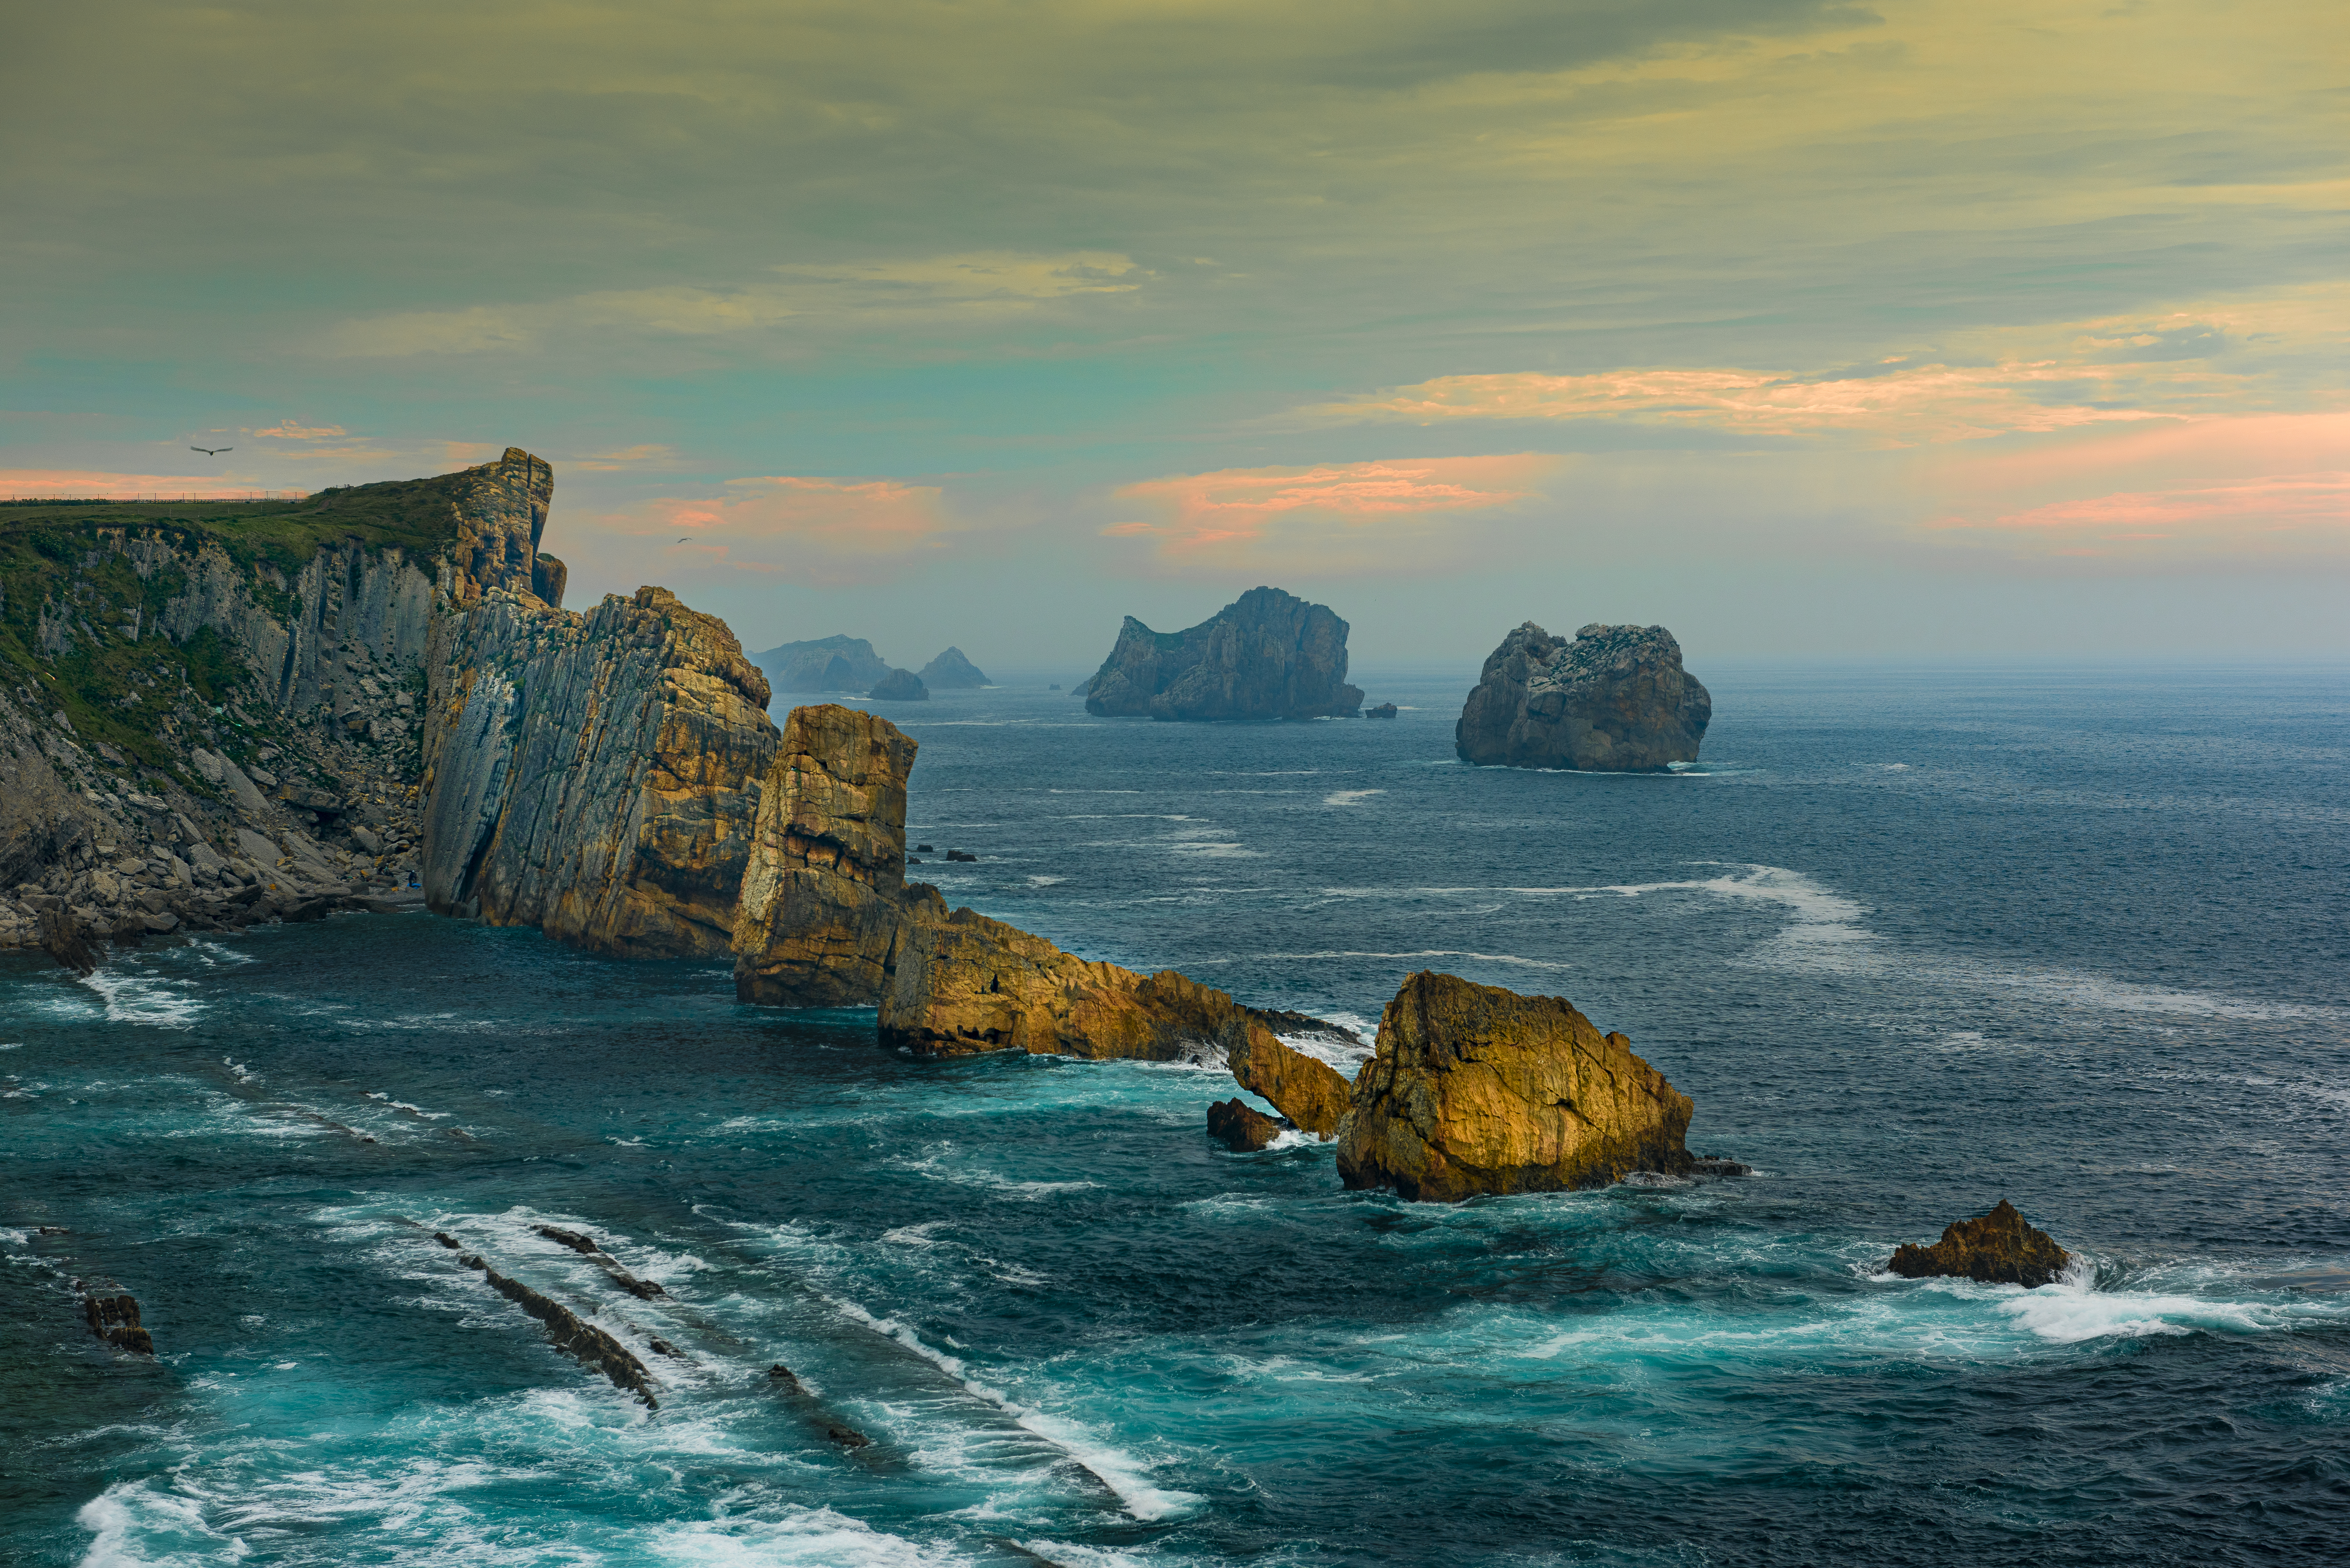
xmin=422 ymin=586 xmax=777 ymax=959
xmin=917 ymin=647 xmax=990 ymax=689
xmin=1367 ymin=702 xmax=1397 ymax=719
xmin=868 ymin=668 xmax=928 ymax=702
xmin=1887 ymin=1201 xmax=2071 ymax=1287
xmin=731 ymin=705 xmax=929 ymax=1006
xmin=83 ymin=1292 xmax=155 ymax=1355
xmin=1337 ymin=971 xmax=1695 ymax=1202
xmin=1082 ymin=586 xmax=1363 ymax=721
xmin=1208 ymin=1098 xmax=1281 ymax=1151
xmin=1455 ymin=622 xmax=1710 ymax=772
xmin=755 ymin=635 xmax=893 ymax=694
xmin=0 ymin=448 xmax=564 ymax=950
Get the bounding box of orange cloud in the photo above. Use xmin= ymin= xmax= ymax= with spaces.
xmin=0 ymin=468 xmax=301 ymax=500
xmin=1107 ymin=454 xmax=1559 ymax=575
xmin=624 ymin=475 xmax=955 ymax=587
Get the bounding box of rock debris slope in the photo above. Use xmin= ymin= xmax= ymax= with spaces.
xmin=1083 ymin=586 xmax=1363 ymax=721
xmin=1456 ymin=622 xmax=1709 ymax=771
xmin=1337 ymin=970 xmax=1695 ymax=1201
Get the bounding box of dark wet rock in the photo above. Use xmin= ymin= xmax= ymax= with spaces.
xmin=84 ymin=1293 xmax=155 ymax=1355
xmin=1689 ymin=1156 xmax=1752 ymax=1177
xmin=1367 ymin=702 xmax=1398 ymax=719
xmin=827 ymin=1425 xmax=873 ymax=1449
xmin=1207 ymin=1098 xmax=1282 ymax=1151
xmin=472 ymin=1258 xmax=660 ymax=1407
xmin=38 ymin=905 xmax=100 ymax=975
xmin=915 ymin=843 xmax=934 ymax=853
xmin=1337 ymin=971 xmax=1695 ymax=1202
xmin=434 ymin=1232 xmax=462 ymax=1250
xmin=768 ymin=1362 xmax=806 ymax=1393
xmin=37 ymin=1225 xmax=70 ymax=1235
xmin=868 ymin=667 xmax=929 ymax=702
xmin=917 ymin=647 xmax=990 ymax=689
xmin=1887 ymin=1200 xmax=2070 ymax=1287
xmin=649 ymin=1338 xmax=682 ymax=1358
xmin=536 ymin=1225 xmax=600 ymax=1255
xmin=1082 ymin=586 xmax=1363 ymax=721
xmin=944 ymin=849 xmax=977 ymax=863
xmin=1456 ymin=622 xmax=1710 ymax=772
xmin=756 ymin=635 xmax=893 ymax=694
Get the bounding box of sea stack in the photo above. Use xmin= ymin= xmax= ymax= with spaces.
xmin=917 ymin=647 xmax=990 ymax=689
xmin=1455 ymin=622 xmax=1709 ymax=771
xmin=1336 ymin=971 xmax=1694 ymax=1202
xmin=1082 ymin=586 xmax=1362 ymax=721
xmin=868 ymin=668 xmax=928 ymax=702
xmin=1886 ymin=1201 xmax=2071 ymax=1287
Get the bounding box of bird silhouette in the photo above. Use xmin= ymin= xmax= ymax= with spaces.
xmin=191 ymin=446 xmax=232 ymax=456
xmin=677 ymin=536 xmax=691 ymax=541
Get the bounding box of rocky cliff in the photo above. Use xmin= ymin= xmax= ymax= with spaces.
xmin=1455 ymin=622 xmax=1710 ymax=771
xmin=0 ymin=448 xmax=565 ymax=950
xmin=1082 ymin=586 xmax=1363 ymax=721
xmin=421 ymin=585 xmax=776 ymax=959
xmin=1337 ymin=970 xmax=1694 ymax=1201
xmin=731 ymin=704 xmax=928 ymax=1005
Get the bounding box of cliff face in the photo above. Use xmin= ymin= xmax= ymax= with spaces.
xmin=0 ymin=447 xmax=562 ymax=950
xmin=1337 ymin=971 xmax=1694 ymax=1201
xmin=1455 ymin=622 xmax=1710 ymax=772
xmin=731 ymin=704 xmax=927 ymax=1005
xmin=1083 ymin=586 xmax=1363 ymax=721
xmin=421 ymin=586 xmax=777 ymax=959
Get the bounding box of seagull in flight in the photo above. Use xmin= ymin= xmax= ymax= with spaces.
xmin=191 ymin=445 xmax=233 ymax=456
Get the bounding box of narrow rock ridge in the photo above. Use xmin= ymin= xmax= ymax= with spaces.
xmin=1082 ymin=586 xmax=1363 ymax=721
xmin=422 ymin=585 xmax=777 ymax=959
xmin=1338 ymin=970 xmax=1695 ymax=1201
xmin=426 ymin=1228 xmax=658 ymax=1407
xmin=1456 ymin=621 xmax=1710 ymax=772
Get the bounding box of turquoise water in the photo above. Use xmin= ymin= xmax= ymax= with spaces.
xmin=5 ymin=664 xmax=2347 ymax=1565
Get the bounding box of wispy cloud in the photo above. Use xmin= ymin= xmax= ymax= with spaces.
xmin=566 ymin=443 xmax=678 ymax=472
xmin=325 ymin=252 xmax=1144 ymax=357
xmin=0 ymin=468 xmax=299 ymax=500
xmin=589 ymin=475 xmax=958 ymax=588
xmin=1105 ymin=454 xmax=1560 ymax=574
xmin=246 ymin=421 xmax=350 ymax=441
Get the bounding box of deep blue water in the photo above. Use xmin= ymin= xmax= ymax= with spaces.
xmin=5 ymin=662 xmax=2347 ymax=1567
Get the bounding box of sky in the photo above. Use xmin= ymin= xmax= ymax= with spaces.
xmin=4 ymin=0 xmax=2344 ymax=671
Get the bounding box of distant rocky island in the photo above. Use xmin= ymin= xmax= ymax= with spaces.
xmin=1082 ymin=586 xmax=1362 ymax=721
xmin=917 ymin=646 xmax=989 ymax=689
xmin=1456 ymin=622 xmax=1710 ymax=771
xmin=754 ymin=635 xmax=988 ymax=704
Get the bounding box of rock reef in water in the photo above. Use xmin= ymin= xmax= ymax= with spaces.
xmin=755 ymin=636 xmax=893 ymax=694
xmin=731 ymin=704 xmax=929 ymax=1006
xmin=1082 ymin=586 xmax=1363 ymax=721
xmin=1337 ymin=970 xmax=1694 ymax=1202
xmin=421 ymin=585 xmax=777 ymax=959
xmin=1455 ymin=622 xmax=1709 ymax=772
xmin=868 ymin=668 xmax=928 ymax=702
xmin=917 ymin=647 xmax=990 ymax=688
xmin=1886 ymin=1200 xmax=2071 ymax=1287
xmin=1208 ymin=1098 xmax=1282 ymax=1151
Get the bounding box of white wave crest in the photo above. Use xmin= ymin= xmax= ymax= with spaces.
xmin=78 ymin=970 xmax=205 ymax=1029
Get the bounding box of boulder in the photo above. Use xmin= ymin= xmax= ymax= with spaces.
xmin=1082 ymin=586 xmax=1363 ymax=721
xmin=1886 ymin=1200 xmax=2071 ymax=1287
xmin=1455 ymin=622 xmax=1710 ymax=772
xmin=1337 ymin=971 xmax=1694 ymax=1202
xmin=917 ymin=647 xmax=991 ymax=689
xmin=868 ymin=668 xmax=929 ymax=702
xmin=732 ymin=705 xmax=929 ymax=1006
xmin=1208 ymin=1098 xmax=1282 ymax=1151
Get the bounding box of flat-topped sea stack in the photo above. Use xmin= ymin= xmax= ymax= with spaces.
xmin=1887 ymin=1201 xmax=2071 ymax=1287
xmin=1337 ymin=971 xmax=1694 ymax=1201
xmin=731 ymin=705 xmax=932 ymax=1006
xmin=1083 ymin=586 xmax=1362 ymax=721
xmin=1456 ymin=622 xmax=1709 ymax=772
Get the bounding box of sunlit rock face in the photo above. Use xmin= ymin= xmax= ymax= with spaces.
xmin=1455 ymin=622 xmax=1709 ymax=772
xmin=1082 ymin=586 xmax=1363 ymax=721
xmin=1338 ymin=970 xmax=1694 ymax=1202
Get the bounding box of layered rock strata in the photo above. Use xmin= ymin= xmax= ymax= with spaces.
xmin=0 ymin=448 xmax=561 ymax=950
xmin=422 ymin=585 xmax=777 ymax=959
xmin=1886 ymin=1200 xmax=2071 ymax=1287
xmin=1455 ymin=622 xmax=1710 ymax=771
xmin=1337 ymin=971 xmax=1695 ymax=1202
xmin=1083 ymin=586 xmax=1363 ymax=721
xmin=731 ymin=704 xmax=928 ymax=1006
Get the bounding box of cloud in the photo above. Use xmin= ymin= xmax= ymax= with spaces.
xmin=566 ymin=443 xmax=678 ymax=472
xmin=593 ymin=475 xmax=957 ymax=588
xmin=1946 ymin=473 xmax=2350 ymax=560
xmin=246 ymin=421 xmax=350 ymax=441
xmin=0 ymin=468 xmax=300 ymax=500
xmin=1105 ymin=454 xmax=1561 ymax=575
xmin=324 ymin=252 xmax=1144 ymax=357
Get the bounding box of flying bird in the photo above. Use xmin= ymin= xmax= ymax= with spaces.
xmin=191 ymin=446 xmax=232 ymax=456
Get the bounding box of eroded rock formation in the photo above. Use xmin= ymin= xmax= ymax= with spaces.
xmin=1082 ymin=586 xmax=1363 ymax=721
xmin=422 ymin=585 xmax=777 ymax=959
xmin=732 ymin=705 xmax=929 ymax=1005
xmin=1336 ymin=970 xmax=1694 ymax=1202
xmin=1208 ymin=1098 xmax=1281 ymax=1151
xmin=1886 ymin=1200 xmax=2071 ymax=1287
xmin=1455 ymin=622 xmax=1709 ymax=772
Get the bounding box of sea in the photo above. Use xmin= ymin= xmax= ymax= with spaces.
xmin=4 ymin=662 xmax=2346 ymax=1567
